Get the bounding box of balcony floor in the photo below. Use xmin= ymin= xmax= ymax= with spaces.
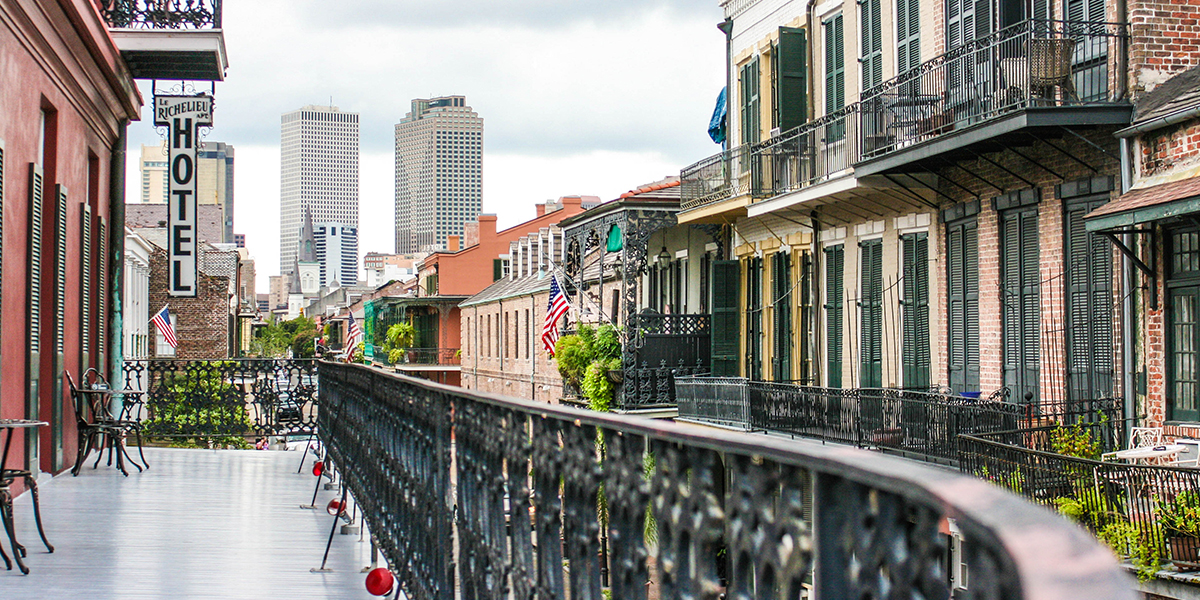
xmin=0 ymin=447 xmax=376 ymax=598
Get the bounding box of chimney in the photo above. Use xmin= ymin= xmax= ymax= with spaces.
xmin=478 ymin=214 xmax=498 ymax=241
xmin=536 ymin=203 xmax=547 ymax=217
xmin=447 ymin=235 xmax=460 ymax=252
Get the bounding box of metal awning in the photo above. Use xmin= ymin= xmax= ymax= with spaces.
xmin=1085 ymin=176 xmax=1200 ymax=232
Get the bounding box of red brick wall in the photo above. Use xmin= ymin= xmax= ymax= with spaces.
xmin=1129 ymin=1 xmax=1200 ymax=93
xmin=148 ymin=248 xmax=231 ymax=360
xmin=935 ymin=129 xmax=1123 ymax=402
xmin=1141 ymin=120 xmax=1200 ymax=177
xmin=460 ymin=289 xmax=562 ymax=403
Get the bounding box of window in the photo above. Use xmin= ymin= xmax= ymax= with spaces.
xmin=1167 ymin=228 xmax=1200 ymax=421
xmin=772 ymin=251 xmax=793 ymax=382
xmin=896 ymin=0 xmax=921 ymax=75
xmin=1001 ymin=206 xmax=1040 ymax=404
xmin=746 ymin=256 xmax=764 ymax=381
xmin=1065 ymin=195 xmax=1113 ymax=401
xmin=824 ymin=15 xmax=845 ymax=139
xmin=901 ymin=233 xmax=930 ymax=389
xmin=861 ymin=0 xmax=883 ymax=90
xmin=711 ymin=260 xmax=741 ymax=377
xmin=860 ymin=239 xmax=883 ymax=388
xmin=740 ymin=56 xmax=761 ymax=146
xmin=947 ymin=218 xmax=979 ymax=392
xmin=824 ymin=244 xmax=845 ymax=387
xmin=156 ymin=313 xmax=177 ymax=357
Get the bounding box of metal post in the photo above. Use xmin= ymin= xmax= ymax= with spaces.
xmin=312 ymin=484 xmax=348 ymax=573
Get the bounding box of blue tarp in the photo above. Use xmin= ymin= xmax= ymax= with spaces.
xmin=708 ymin=87 xmax=727 ymax=145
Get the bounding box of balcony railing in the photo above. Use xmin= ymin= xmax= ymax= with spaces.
xmin=676 ymin=377 xmax=1027 ymax=462
xmin=318 ymin=362 xmax=1133 ymax=599
xmin=681 ymin=19 xmax=1127 ymax=214
xmin=101 ymin=0 xmax=222 ymax=29
xmin=858 ymin=19 xmax=1126 ymax=161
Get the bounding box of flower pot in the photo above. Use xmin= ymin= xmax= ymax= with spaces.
xmin=605 ymin=370 xmax=624 ymax=384
xmin=1168 ymin=536 xmax=1200 ymax=568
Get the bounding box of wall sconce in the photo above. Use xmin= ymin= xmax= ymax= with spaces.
xmin=657 ymin=246 xmax=671 ymax=268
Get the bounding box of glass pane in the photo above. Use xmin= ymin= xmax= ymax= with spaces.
xmin=1174 ymin=293 xmax=1199 ymax=414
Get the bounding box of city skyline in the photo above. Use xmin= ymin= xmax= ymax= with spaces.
xmin=394 ymin=95 xmax=483 ymax=253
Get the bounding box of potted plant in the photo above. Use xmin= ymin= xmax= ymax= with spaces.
xmin=385 ymin=322 xmax=416 ymax=364
xmin=1158 ymin=490 xmax=1200 ymax=567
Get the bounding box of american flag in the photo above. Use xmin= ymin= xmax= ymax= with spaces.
xmin=150 ymin=305 xmax=178 ymax=349
xmin=345 ymin=312 xmax=363 ymax=356
xmin=542 ymin=276 xmax=570 ymax=356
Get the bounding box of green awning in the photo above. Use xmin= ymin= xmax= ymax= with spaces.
xmin=1086 ymin=177 xmax=1200 ymax=232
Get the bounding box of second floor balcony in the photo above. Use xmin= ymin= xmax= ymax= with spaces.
xmin=100 ymin=0 xmax=228 ymax=81
xmin=681 ymin=19 xmax=1132 ymax=216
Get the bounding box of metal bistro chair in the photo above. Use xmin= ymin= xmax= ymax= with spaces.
xmin=84 ymin=368 xmax=149 ymax=472
xmin=1027 ymin=37 xmax=1078 ymax=103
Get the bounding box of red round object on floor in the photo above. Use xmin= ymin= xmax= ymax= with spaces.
xmin=326 ymin=499 xmax=345 ymax=516
xmin=312 ymin=461 xmax=324 ymax=477
xmin=365 ymin=568 xmax=395 ymax=596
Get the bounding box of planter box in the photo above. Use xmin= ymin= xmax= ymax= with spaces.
xmin=1168 ymin=536 xmax=1200 ymax=570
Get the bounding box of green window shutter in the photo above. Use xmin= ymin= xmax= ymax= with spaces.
xmin=896 ymin=0 xmax=921 ymax=75
xmin=777 ymin=27 xmax=808 ymax=133
xmin=859 ymin=239 xmax=883 ymax=388
xmin=772 ymin=251 xmax=793 ymax=382
xmin=1065 ymin=197 xmax=1113 ymax=401
xmin=81 ymin=202 xmax=91 ymax=368
xmin=55 ymin=185 xmax=67 ymax=357
xmin=746 ymin=257 xmax=764 ymax=381
xmin=824 ymin=244 xmax=844 ymax=387
xmin=824 ymin=15 xmax=845 ymax=115
xmin=861 ymin=0 xmax=883 ymax=90
xmin=97 ymin=216 xmax=107 ymax=366
xmin=945 ymin=0 xmax=974 ymax=51
xmin=29 ymin=164 xmax=43 ymax=356
xmin=1001 ymin=208 xmax=1039 ymax=403
xmin=798 ymin=252 xmax=814 ymax=384
xmin=710 ymin=260 xmax=741 ymax=377
xmin=946 ymin=219 xmax=979 ymax=392
xmin=740 ymin=56 xmax=761 ymax=146
xmin=901 ymin=233 xmax=930 ymax=389
xmin=0 ymin=143 xmax=4 ymax=370
xmin=493 ymin=258 xmax=502 ymax=281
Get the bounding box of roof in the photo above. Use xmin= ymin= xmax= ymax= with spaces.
xmin=1135 ymin=64 xmax=1200 ymax=126
xmin=618 ymin=176 xmax=681 ymax=199
xmin=126 ymin=204 xmax=225 ymax=244
xmin=460 ymin=274 xmax=552 ymax=308
xmin=1084 ymin=177 xmax=1200 ymax=231
xmin=131 ymin=227 xmax=236 ymax=278
xmin=558 ymin=176 xmax=682 ymax=229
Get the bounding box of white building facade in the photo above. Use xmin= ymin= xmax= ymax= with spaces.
xmin=280 ymin=105 xmax=360 ymax=277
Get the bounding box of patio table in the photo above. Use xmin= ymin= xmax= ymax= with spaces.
xmin=0 ymin=419 xmax=52 ymax=574
xmin=1113 ymin=444 xmax=1186 ymax=465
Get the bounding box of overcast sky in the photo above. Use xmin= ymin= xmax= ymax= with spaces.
xmin=125 ymin=0 xmax=727 ymax=293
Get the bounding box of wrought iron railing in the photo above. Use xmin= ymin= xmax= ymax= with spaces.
xmin=677 ymin=378 xmax=1025 ymax=462
xmin=318 ymin=362 xmax=1133 ymax=599
xmin=394 ymin=348 xmax=461 ymax=366
xmin=858 ymin=19 xmax=1127 ymax=161
xmin=748 ymin=106 xmax=860 ymax=202
xmin=100 ymin=0 xmax=222 ymax=29
xmin=679 ymin=143 xmax=752 ymax=211
xmin=620 ymin=363 xmax=708 ymax=409
xmin=960 ymin=429 xmax=1200 ymax=570
xmin=120 ymin=359 xmax=317 ymax=440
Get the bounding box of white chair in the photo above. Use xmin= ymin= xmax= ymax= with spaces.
xmin=1101 ymin=426 xmax=1164 ymax=461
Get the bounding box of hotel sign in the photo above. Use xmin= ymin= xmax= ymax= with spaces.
xmin=154 ymin=94 xmax=213 ymax=297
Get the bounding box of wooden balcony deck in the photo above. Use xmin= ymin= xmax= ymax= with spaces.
xmin=0 ymin=447 xmax=377 ymax=598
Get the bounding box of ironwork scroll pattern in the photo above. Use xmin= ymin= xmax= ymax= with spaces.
xmin=102 ymin=0 xmax=221 ymax=29
xmin=121 ymin=359 xmax=317 ymax=438
xmin=318 ymin=363 xmax=1132 ymax=600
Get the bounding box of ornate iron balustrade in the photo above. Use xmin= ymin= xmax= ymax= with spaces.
xmin=747 ymin=106 xmax=860 ymax=202
xmin=959 ymin=429 xmax=1197 ymax=570
xmin=121 ymin=359 xmax=317 ymax=439
xmin=677 ymin=378 xmax=1026 ymax=462
xmin=396 ymin=348 xmax=461 ymax=366
xmin=680 ymin=143 xmax=752 ymax=211
xmin=857 ymin=19 xmax=1127 ymax=161
xmin=100 ymin=0 xmax=222 ymax=29
xmin=318 ymin=362 xmax=1133 ymax=600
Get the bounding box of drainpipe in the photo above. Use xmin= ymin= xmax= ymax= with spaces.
xmin=530 ymin=296 xmax=537 ymax=401
xmin=473 ymin=305 xmax=480 ymax=388
xmin=719 ymin=17 xmax=733 ymax=155
xmin=1116 ymin=0 xmax=1128 ymax=102
xmin=807 ymin=0 xmax=817 ymax=123
xmin=109 ymin=121 xmax=127 ymax=386
xmin=811 ymin=210 xmax=823 ymax=385
xmin=1120 ymin=137 xmax=1135 ymax=429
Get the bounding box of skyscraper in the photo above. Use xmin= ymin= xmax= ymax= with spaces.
xmin=394 ymin=95 xmax=482 ymax=253
xmin=139 ymin=140 xmax=236 ymax=243
xmin=314 ymin=222 xmax=358 ymax=287
xmin=280 ymin=105 xmax=359 ymax=278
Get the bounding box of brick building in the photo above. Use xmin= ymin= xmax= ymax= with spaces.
xmin=138 ymin=228 xmax=238 ymax=360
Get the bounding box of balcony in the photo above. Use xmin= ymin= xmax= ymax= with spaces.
xmin=853 ymin=19 xmax=1132 ymax=177
xmin=101 ymin=0 xmax=228 ymax=81
xmin=318 ymin=362 xmax=1135 ymax=599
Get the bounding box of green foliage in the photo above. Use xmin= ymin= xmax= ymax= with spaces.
xmin=1053 ymin=479 xmax=1122 ymax=531
xmin=386 ymin=322 xmax=416 ymax=350
xmin=1050 ymin=421 xmax=1102 ymax=461
xmin=388 ymin=348 xmax=405 ymax=365
xmin=144 ymin=361 xmax=252 ymax=448
xmin=975 ymin=465 xmax=1025 ymax=494
xmin=351 ymin=341 xmax=365 ymax=364
xmin=644 ymin=451 xmax=658 ymax=547
xmin=1158 ymin=491 xmax=1200 ymax=537
xmin=1098 ymin=519 xmax=1162 ymax=581
xmin=582 ymin=358 xmax=620 ymax=412
xmin=252 ymin=316 xmax=316 ymax=358
xmin=593 ymin=324 xmax=621 ymax=362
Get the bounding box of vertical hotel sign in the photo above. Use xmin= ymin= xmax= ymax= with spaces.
xmin=154 ymin=94 xmax=212 ymax=297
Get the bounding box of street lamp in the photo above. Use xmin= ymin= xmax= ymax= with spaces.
xmin=657 ymin=246 xmax=671 ymax=268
